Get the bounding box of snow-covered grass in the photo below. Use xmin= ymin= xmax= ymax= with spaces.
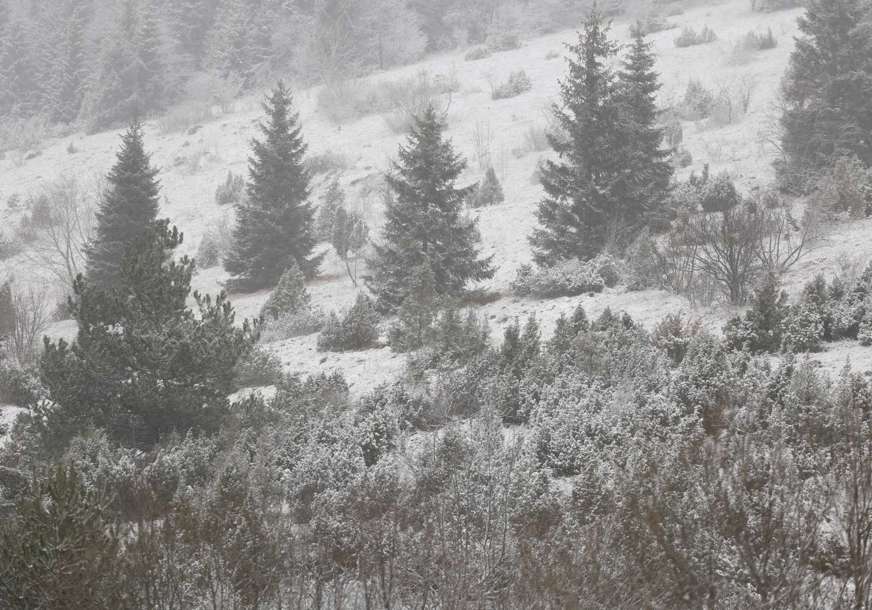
xmin=4 ymin=0 xmax=871 ymax=391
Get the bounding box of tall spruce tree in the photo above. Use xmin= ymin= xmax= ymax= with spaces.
xmin=618 ymin=26 xmax=673 ymax=231
xmin=48 ymin=1 xmax=90 ymax=123
xmin=225 ymin=82 xmax=321 ymax=290
xmin=779 ymin=0 xmax=872 ymax=188
xmin=86 ymin=122 xmax=160 ymax=290
xmin=40 ymin=220 xmax=257 ymax=450
xmin=368 ymin=106 xmax=495 ymax=312
xmin=529 ymin=9 xmax=628 ymax=266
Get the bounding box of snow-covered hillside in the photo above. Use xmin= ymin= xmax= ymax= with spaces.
xmin=1 ymin=0 xmax=868 ymax=400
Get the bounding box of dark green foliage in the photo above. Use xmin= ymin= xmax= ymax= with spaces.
xmin=723 ymin=274 xmax=789 ymax=352
xmin=233 ymin=346 xmax=283 ymax=388
xmin=225 ymin=82 xmax=321 ymax=290
xmin=40 ymin=221 xmax=257 ymax=450
xmin=468 ymin=167 xmax=505 ymax=208
xmin=700 ymin=172 xmax=741 ymax=212
xmin=317 ymin=293 xmax=380 ymax=352
xmin=530 ymin=10 xmax=621 ymax=264
xmin=779 ymin=0 xmax=872 ymax=190
xmin=260 ymin=263 xmax=310 ymax=320
xmin=618 ymin=28 xmax=673 ymax=230
xmin=86 ymin=123 xmax=160 ymax=291
xmin=0 ymin=465 xmax=126 ymax=609
xmin=389 ymin=264 xmax=438 ymax=352
xmin=0 ymin=279 xmax=14 ymax=340
xmin=368 ymin=106 xmax=494 ymax=312
xmin=411 ymin=308 xmax=491 ymax=372
xmin=531 ymin=9 xmax=664 ymax=265
xmin=653 ymin=312 xmax=701 ymax=365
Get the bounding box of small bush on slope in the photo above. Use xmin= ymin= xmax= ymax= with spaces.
xmin=317 ymin=293 xmax=380 ymax=352
xmin=674 ymin=26 xmax=717 ymax=48
xmin=215 ymin=171 xmax=245 ymax=206
xmin=491 ymin=71 xmax=532 ymax=100
xmin=511 ymin=255 xmax=620 ymax=298
xmin=467 ymin=167 xmax=505 ymax=208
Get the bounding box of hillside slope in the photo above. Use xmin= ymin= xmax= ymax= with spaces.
xmin=2 ymin=0 xmax=870 ymax=396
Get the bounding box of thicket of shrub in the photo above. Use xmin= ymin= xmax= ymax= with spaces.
xmin=674 ymin=26 xmax=718 ymax=48
xmin=511 ymin=255 xmax=621 ymax=298
xmin=491 ymin=71 xmax=533 ymax=100
xmin=317 ymin=293 xmax=381 ymax=352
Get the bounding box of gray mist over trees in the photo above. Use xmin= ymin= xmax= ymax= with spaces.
xmin=3 ymin=0 xmax=872 ymax=607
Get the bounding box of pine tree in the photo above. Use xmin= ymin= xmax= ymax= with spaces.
xmin=368 ymin=106 xmax=495 ymax=312
xmin=209 ymin=0 xmax=271 ymax=88
xmin=225 ymin=82 xmax=321 ymax=290
xmin=0 ymin=21 xmax=40 ymax=117
xmin=529 ymin=9 xmax=628 ymax=266
xmin=82 ymin=6 xmax=142 ymax=131
xmin=779 ymin=0 xmax=872 ymax=188
xmin=618 ymin=26 xmax=673 ymax=232
xmin=86 ymin=122 xmax=160 ymax=290
xmin=48 ymin=1 xmax=90 ymax=123
xmin=134 ymin=0 xmax=166 ymax=110
xmin=40 ymin=221 xmax=257 ymax=449
xmin=170 ymin=0 xmax=221 ymax=69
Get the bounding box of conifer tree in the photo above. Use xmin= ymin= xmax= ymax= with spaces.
xmin=86 ymin=122 xmax=160 ymax=290
xmin=170 ymin=0 xmax=221 ymax=69
xmin=40 ymin=221 xmax=257 ymax=450
xmin=0 ymin=21 xmax=39 ymax=117
xmin=780 ymin=0 xmax=872 ymax=188
xmin=368 ymin=106 xmax=495 ymax=312
xmin=46 ymin=1 xmax=90 ymax=124
xmin=529 ymin=9 xmax=628 ymax=266
xmin=225 ymin=82 xmax=321 ymax=290
xmin=260 ymin=263 xmax=311 ymax=320
xmin=618 ymin=26 xmax=673 ymax=231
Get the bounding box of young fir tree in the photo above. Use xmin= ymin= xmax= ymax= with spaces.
xmin=529 ymin=9 xmax=627 ymax=266
xmin=618 ymin=26 xmax=673 ymax=232
xmin=260 ymin=262 xmax=311 ymax=320
xmin=86 ymin=122 xmax=160 ymax=290
xmin=780 ymin=0 xmax=872 ymax=188
xmin=368 ymin=106 xmax=495 ymax=312
xmin=225 ymin=82 xmax=321 ymax=290
xmin=40 ymin=221 xmax=257 ymax=450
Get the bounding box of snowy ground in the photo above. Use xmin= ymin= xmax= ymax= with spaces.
xmin=2 ymin=0 xmax=870 ymax=396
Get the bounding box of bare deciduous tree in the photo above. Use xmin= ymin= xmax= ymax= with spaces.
xmin=23 ymin=176 xmax=96 ymax=293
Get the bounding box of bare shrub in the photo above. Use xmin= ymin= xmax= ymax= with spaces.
xmin=7 ymin=286 xmax=50 ymax=367
xmin=708 ymin=79 xmax=755 ymax=127
xmin=669 ymin=204 xmax=811 ymax=304
xmin=381 ymin=70 xmax=458 ymax=133
xmin=22 ymin=176 xmax=96 ymax=292
xmin=471 ymin=121 xmax=493 ymax=170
